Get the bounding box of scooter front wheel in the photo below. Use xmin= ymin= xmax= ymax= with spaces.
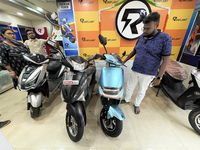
xmin=189 ymin=108 xmax=200 ymax=135
xmin=100 ymin=108 xmax=123 ymax=137
xmin=30 ymin=106 xmax=40 ymax=118
xmin=66 ymin=112 xmax=84 ymax=142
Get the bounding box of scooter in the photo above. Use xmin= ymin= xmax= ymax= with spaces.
xmin=90 ymin=34 xmax=126 ymax=137
xmin=60 ymin=18 xmax=75 ymax=43
xmin=61 ymin=51 xmax=96 ymax=142
xmin=18 ymin=39 xmax=66 ymax=118
xmin=156 ymin=59 xmax=200 ymax=135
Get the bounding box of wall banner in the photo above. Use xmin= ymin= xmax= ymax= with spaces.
xmin=115 ymin=0 xmax=151 ymax=40
xmin=56 ymin=0 xmax=79 ymax=56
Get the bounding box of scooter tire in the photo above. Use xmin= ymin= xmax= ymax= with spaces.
xmin=66 ymin=112 xmax=84 ymax=142
xmin=30 ymin=106 xmax=40 ymax=118
xmin=189 ymin=108 xmax=200 ymax=135
xmin=100 ymin=108 xmax=123 ymax=137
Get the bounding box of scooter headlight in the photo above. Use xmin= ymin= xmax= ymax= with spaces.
xmin=72 ymin=60 xmax=86 ymax=71
xmin=100 ymin=84 xmax=123 ymax=95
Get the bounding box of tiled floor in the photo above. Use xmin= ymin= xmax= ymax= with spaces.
xmin=1 ymin=80 xmax=200 ymax=150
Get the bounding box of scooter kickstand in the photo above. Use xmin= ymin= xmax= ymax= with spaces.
xmin=156 ymin=86 xmax=160 ymax=97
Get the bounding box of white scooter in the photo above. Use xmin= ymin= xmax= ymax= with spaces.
xmin=18 ymin=39 xmax=65 ymax=118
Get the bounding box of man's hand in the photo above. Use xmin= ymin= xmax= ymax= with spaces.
xmin=151 ymin=78 xmax=161 ymax=86
xmin=10 ymin=71 xmax=18 ymax=79
xmin=47 ymin=36 xmax=52 ymax=39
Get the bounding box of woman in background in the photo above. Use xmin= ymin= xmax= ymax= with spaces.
xmin=0 ymin=27 xmax=29 ymax=128
xmin=0 ymin=27 xmax=30 ymax=80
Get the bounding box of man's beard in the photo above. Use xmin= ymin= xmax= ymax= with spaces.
xmin=30 ymin=36 xmax=36 ymax=39
xmin=143 ymin=30 xmax=157 ymax=38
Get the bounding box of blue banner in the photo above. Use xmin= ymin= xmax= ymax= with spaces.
xmin=56 ymin=0 xmax=79 ymax=56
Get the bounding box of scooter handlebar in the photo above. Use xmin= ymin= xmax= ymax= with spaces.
xmin=46 ymin=56 xmax=61 ymax=61
xmin=88 ymin=54 xmax=105 ymax=63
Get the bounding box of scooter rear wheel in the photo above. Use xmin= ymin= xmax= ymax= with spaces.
xmin=66 ymin=112 xmax=84 ymax=142
xmin=189 ymin=108 xmax=200 ymax=135
xmin=30 ymin=106 xmax=40 ymax=118
xmin=100 ymin=108 xmax=123 ymax=137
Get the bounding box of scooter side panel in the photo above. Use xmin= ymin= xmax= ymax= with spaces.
xmin=177 ymin=87 xmax=200 ymax=110
xmin=62 ymin=72 xmax=88 ymax=103
xmin=99 ymin=67 xmax=124 ymax=88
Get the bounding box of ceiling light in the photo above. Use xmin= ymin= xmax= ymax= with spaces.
xmin=37 ymin=7 xmax=43 ymax=12
xmin=17 ymin=12 xmax=23 ymax=16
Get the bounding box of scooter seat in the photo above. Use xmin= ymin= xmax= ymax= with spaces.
xmin=165 ymin=59 xmax=188 ymax=81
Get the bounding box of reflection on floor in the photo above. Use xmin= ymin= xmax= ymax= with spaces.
xmin=0 ymin=83 xmax=200 ymax=150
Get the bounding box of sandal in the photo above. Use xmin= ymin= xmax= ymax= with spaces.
xmin=134 ymin=105 xmax=140 ymax=114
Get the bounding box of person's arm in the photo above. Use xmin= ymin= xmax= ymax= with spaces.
xmin=123 ymin=49 xmax=136 ymax=64
xmin=4 ymin=65 xmax=17 ymax=79
xmin=44 ymin=37 xmax=52 ymax=44
xmin=0 ymin=45 xmax=17 ymax=79
xmin=24 ymin=40 xmax=28 ymax=48
xmin=151 ymin=55 xmax=170 ymax=86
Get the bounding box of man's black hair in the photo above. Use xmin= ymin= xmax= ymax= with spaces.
xmin=0 ymin=27 xmax=14 ymax=37
xmin=25 ymin=28 xmax=33 ymax=34
xmin=143 ymin=12 xmax=160 ymax=24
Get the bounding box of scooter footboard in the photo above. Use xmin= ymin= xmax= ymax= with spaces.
xmin=67 ymin=102 xmax=86 ymax=127
xmin=107 ymin=105 xmax=125 ymax=120
xmin=28 ymin=92 xmax=43 ymax=108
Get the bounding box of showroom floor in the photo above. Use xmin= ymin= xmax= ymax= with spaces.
xmin=1 ymin=81 xmax=200 ymax=150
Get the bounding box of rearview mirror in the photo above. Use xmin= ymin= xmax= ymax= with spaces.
xmin=98 ymin=34 xmax=107 ymax=46
xmin=122 ymin=51 xmax=126 ymax=57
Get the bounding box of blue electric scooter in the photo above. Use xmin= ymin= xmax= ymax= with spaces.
xmin=89 ymin=34 xmax=126 ymax=137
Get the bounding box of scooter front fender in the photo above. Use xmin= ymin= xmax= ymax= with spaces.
xmin=67 ymin=102 xmax=86 ymax=127
xmin=28 ymin=92 xmax=43 ymax=108
xmin=107 ymin=105 xmax=125 ymax=121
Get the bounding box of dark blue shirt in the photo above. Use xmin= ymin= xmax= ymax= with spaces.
xmin=132 ymin=30 xmax=172 ymax=76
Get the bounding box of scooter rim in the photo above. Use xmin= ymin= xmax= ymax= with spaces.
xmin=67 ymin=115 xmax=78 ymax=137
xmin=195 ymin=114 xmax=200 ymax=130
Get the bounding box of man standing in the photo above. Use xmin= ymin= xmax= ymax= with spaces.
xmin=24 ymin=28 xmax=47 ymax=56
xmin=121 ymin=12 xmax=172 ymax=114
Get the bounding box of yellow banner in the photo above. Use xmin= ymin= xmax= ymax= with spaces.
xmin=99 ymin=0 xmax=121 ymax=11
xmin=100 ymin=31 xmax=121 ymax=47
xmin=166 ymin=9 xmax=194 ymax=29
xmin=170 ymin=46 xmax=181 ymax=60
xmin=75 ymin=11 xmax=99 ymax=31
xmin=79 ymin=48 xmax=99 ymax=60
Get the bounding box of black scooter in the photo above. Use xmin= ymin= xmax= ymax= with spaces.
xmin=156 ymin=59 xmax=200 ymax=135
xmin=61 ymin=54 xmax=96 ymax=142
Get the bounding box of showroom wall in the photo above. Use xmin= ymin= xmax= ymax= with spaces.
xmin=69 ymin=0 xmax=198 ymax=61
xmin=0 ymin=12 xmax=51 ymax=38
xmin=0 ymin=0 xmax=198 ymax=62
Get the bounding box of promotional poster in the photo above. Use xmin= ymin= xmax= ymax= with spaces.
xmin=56 ymin=0 xmax=79 ymax=56
xmin=178 ymin=1 xmax=200 ymax=66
